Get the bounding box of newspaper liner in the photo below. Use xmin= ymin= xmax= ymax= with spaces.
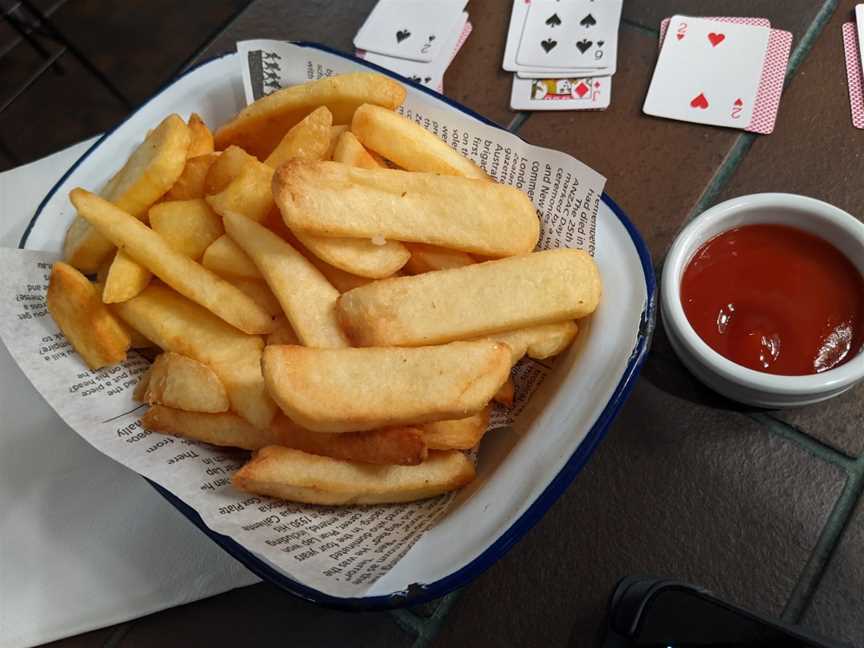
xmin=0 ymin=41 xmax=605 ymax=598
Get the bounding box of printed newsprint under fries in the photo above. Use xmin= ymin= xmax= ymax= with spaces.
xmin=0 ymin=42 xmax=605 ymax=597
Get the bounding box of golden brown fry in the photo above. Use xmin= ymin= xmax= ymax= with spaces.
xmin=71 ymin=189 xmax=274 ymax=335
xmin=420 ymin=407 xmax=491 ymax=450
xmin=102 ymin=250 xmax=152 ymax=303
xmin=164 ymin=153 xmax=219 ymax=201
xmin=149 ymin=199 xmax=224 ymax=260
xmin=144 ymin=351 xmax=229 ymax=412
xmin=264 ymin=105 xmax=332 ymax=168
xmin=225 ymin=277 xmax=283 ymax=317
xmin=223 ymin=212 xmax=349 ymax=348
xmin=262 ymin=341 xmax=510 ymax=433
xmin=186 ymin=113 xmax=214 ymax=157
xmin=338 ymin=250 xmax=600 ymax=347
xmin=351 ymin=103 xmax=486 ymax=178
xmin=266 ymin=316 xmax=300 ymax=345
xmin=205 ymin=161 xmax=274 ymax=224
xmin=324 ymin=124 xmax=349 ymax=160
xmin=112 ymin=284 xmax=276 ymax=428
xmin=214 ymin=72 xmax=406 ymax=159
xmin=204 ymin=145 xmax=257 ymax=195
xmin=403 ymin=242 xmax=474 ymax=274
xmin=47 ymin=262 xmax=130 ymax=369
xmin=331 ymin=130 xmax=382 ymax=169
xmin=64 ymin=114 xmax=191 ymax=272
xmin=486 ymin=321 xmax=579 ymax=364
xmin=142 ymin=406 xmax=274 ymax=450
xmin=133 ymin=367 xmax=151 ymax=401
xmin=274 ymin=161 xmax=539 ymax=257
xmin=281 ymin=228 xmax=375 ymax=292
xmin=493 ymin=379 xmax=515 ymax=407
xmin=201 ymin=234 xmax=262 ymax=279
xmin=233 ymin=446 xmax=474 ymax=505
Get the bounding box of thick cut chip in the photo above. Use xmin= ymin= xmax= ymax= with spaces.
xmin=226 ymin=278 xmax=283 ymax=317
xmin=493 ymin=378 xmax=515 ymax=407
xmin=420 ymin=407 xmax=491 ymax=450
xmin=149 ymin=198 xmax=224 ymax=260
xmin=186 ymin=113 xmax=214 ymax=157
xmin=352 ymin=103 xmax=486 ymax=178
xmin=102 ymin=250 xmax=152 ymax=303
xmin=133 ymin=367 xmax=151 ymax=401
xmin=332 ymin=130 xmax=382 ymax=169
xmin=204 ymin=145 xmax=257 ymax=195
xmin=338 ymin=249 xmax=601 ymax=347
xmin=47 ymin=262 xmax=130 ymax=369
xmin=486 ymin=321 xmax=579 ymax=364
xmin=214 ymin=72 xmax=406 ymax=159
xmin=201 ymin=234 xmax=262 ymax=279
xmin=233 ymin=446 xmax=474 ymax=505
xmin=71 ymin=189 xmax=273 ymax=335
xmin=206 ymin=161 xmax=274 ymax=223
xmin=324 ymin=125 xmax=349 ymax=160
xmin=223 ymin=212 xmax=349 ymax=348
xmin=262 ymin=341 xmax=510 ymax=432
xmin=143 ymin=406 xmax=270 ymax=449
xmin=404 ymin=242 xmax=474 ymax=274
xmin=165 ymin=153 xmax=219 ymax=201
xmin=264 ymin=105 xmax=332 ymax=168
xmin=64 ymin=114 xmax=191 ymax=272
xmin=274 ymin=161 xmax=539 ymax=257
xmin=144 ymin=351 xmax=229 ymax=412
xmin=112 ymin=284 xmax=276 ymax=428
xmin=267 ymin=316 xmax=300 ymax=345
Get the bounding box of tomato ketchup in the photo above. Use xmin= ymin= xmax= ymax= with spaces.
xmin=680 ymin=224 xmax=864 ymax=375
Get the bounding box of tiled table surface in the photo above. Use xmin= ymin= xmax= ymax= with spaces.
xmin=45 ymin=1 xmax=864 ymax=647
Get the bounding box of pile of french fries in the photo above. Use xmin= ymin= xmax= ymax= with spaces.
xmin=47 ymin=72 xmax=602 ymax=505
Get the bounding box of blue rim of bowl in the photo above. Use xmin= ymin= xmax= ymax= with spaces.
xmin=19 ymin=42 xmax=657 ymax=610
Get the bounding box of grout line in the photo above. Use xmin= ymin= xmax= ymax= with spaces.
xmin=101 ymin=622 xmax=133 ymax=648
xmin=622 ymin=16 xmax=658 ymax=35
xmin=507 ymin=111 xmax=531 ymax=133
xmin=748 ymin=413 xmax=856 ymax=471
xmin=390 ymin=608 xmax=425 ymax=637
xmin=410 ymin=590 xmax=463 ymax=648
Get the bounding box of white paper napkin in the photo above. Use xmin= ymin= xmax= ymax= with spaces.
xmin=0 ymin=140 xmax=259 ymax=648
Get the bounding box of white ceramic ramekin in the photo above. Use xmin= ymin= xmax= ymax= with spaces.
xmin=661 ymin=193 xmax=864 ymax=408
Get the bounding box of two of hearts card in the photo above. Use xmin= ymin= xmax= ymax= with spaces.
xmin=644 ymin=16 xmax=792 ymax=134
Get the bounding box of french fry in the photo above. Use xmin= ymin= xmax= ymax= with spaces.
xmin=403 ymin=242 xmax=474 ymax=274
xmin=233 ymin=446 xmax=475 ymax=505
xmin=164 ymin=153 xmax=219 ymax=201
xmin=64 ymin=114 xmax=191 ymax=272
xmin=351 ymin=103 xmax=486 ymax=179
xmin=264 ymin=105 xmax=332 ymax=168
xmin=47 ymin=262 xmax=130 ymax=369
xmin=201 ymin=234 xmax=262 ymax=279
xmin=493 ymin=379 xmax=515 ymax=407
xmin=324 ymin=125 xmax=349 ymax=160
xmin=420 ymin=407 xmax=491 ymax=450
xmin=262 ymin=341 xmax=510 ymax=432
xmin=267 ymin=316 xmax=300 ymax=346
xmin=186 ymin=113 xmax=214 ymax=157
xmin=71 ymin=189 xmax=274 ymax=335
xmin=142 ymin=406 xmax=273 ymax=449
xmin=273 ymin=161 xmax=539 ymax=257
xmin=223 ymin=212 xmax=349 ymax=348
xmin=214 ymin=72 xmax=406 ymax=159
xmin=205 ymin=160 xmax=274 ymax=223
xmin=486 ymin=321 xmax=579 ymax=364
xmin=144 ymin=352 xmax=229 ymax=412
xmin=149 ymin=198 xmax=224 ymax=260
xmin=225 ymin=277 xmax=283 ymax=317
xmin=112 ymin=284 xmax=276 ymax=428
xmin=338 ymin=249 xmax=600 ymax=347
xmin=204 ymin=145 xmax=257 ymax=195
xmin=102 ymin=250 xmax=152 ymax=303
xmin=133 ymin=367 xmax=151 ymax=401
xmin=331 ymin=130 xmax=382 ymax=169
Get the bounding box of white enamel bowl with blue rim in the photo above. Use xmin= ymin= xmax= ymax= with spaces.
xmin=19 ymin=44 xmax=656 ymax=609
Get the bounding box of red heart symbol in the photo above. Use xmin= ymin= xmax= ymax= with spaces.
xmin=575 ymin=82 xmax=589 ymax=98
xmin=690 ymin=93 xmax=709 ymax=109
xmin=734 ymin=98 xmax=743 ymax=107
xmin=708 ymin=32 xmax=725 ymax=47
xmin=676 ymin=33 xmax=684 ymax=40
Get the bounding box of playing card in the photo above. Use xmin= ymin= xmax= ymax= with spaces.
xmin=643 ymin=16 xmax=771 ymax=129
xmin=659 ymin=16 xmax=771 ymax=49
xmin=842 ymin=22 xmax=864 ymax=129
xmin=510 ymin=75 xmax=611 ymax=111
xmin=856 ymin=5 xmax=864 ymax=76
xmin=515 ymin=0 xmax=622 ymax=70
xmin=747 ymin=27 xmax=792 ymax=134
xmin=354 ymin=0 xmax=467 ymax=62
xmin=357 ymin=13 xmax=471 ymax=92
xmin=516 ymin=64 xmax=615 ymax=79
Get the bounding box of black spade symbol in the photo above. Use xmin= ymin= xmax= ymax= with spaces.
xmin=576 ymin=39 xmax=593 ymax=53
xmin=545 ymin=13 xmax=562 ymax=27
xmin=597 ymin=40 xmax=605 ymax=47
xmin=580 ymin=13 xmax=597 ymax=27
xmin=396 ymin=29 xmax=411 ymax=43
xmin=428 ymin=34 xmax=436 ymax=41
xmin=541 ymin=38 xmax=558 ymax=53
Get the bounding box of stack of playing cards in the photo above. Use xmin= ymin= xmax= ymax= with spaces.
xmin=842 ymin=5 xmax=864 ymax=129
xmin=354 ymin=0 xmax=473 ymax=93
xmin=504 ymin=0 xmax=623 ymax=111
xmin=644 ymin=16 xmax=792 ymax=134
